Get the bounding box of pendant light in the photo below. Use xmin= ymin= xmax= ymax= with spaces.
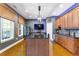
xmin=38 ymin=6 xmax=41 ymax=22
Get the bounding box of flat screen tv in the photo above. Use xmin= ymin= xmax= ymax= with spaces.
xmin=34 ymin=24 xmax=44 ymax=30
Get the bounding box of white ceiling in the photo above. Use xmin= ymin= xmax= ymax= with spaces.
xmin=7 ymin=3 xmax=74 ymax=19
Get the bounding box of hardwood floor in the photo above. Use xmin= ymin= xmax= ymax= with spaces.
xmin=0 ymin=38 xmax=74 ymax=56
xmin=26 ymin=39 xmax=49 ymax=56
xmin=26 ymin=39 xmax=73 ymax=56
xmin=0 ymin=39 xmax=26 ymax=56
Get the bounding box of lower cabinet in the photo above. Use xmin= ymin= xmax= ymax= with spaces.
xmin=55 ymin=34 xmax=76 ymax=54
xmin=67 ymin=37 xmax=75 ymax=54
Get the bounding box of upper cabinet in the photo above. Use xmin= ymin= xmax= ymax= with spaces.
xmin=72 ymin=7 xmax=79 ymax=28
xmin=55 ymin=6 xmax=79 ymax=29
xmin=55 ymin=18 xmax=60 ymax=29
xmin=60 ymin=17 xmax=64 ymax=28
xmin=67 ymin=11 xmax=73 ymax=28
xmin=64 ymin=14 xmax=68 ymax=28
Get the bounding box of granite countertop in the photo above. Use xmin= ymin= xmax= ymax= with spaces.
xmin=56 ymin=34 xmax=79 ymax=39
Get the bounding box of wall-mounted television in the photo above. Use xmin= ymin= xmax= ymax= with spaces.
xmin=34 ymin=24 xmax=44 ymax=30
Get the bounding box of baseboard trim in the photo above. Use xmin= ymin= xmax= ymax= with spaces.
xmin=0 ymin=39 xmax=24 ymax=54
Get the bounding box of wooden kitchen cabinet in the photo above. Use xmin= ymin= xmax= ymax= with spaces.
xmin=55 ymin=19 xmax=60 ymax=29
xmin=67 ymin=37 xmax=75 ymax=53
xmin=55 ymin=6 xmax=79 ymax=29
xmin=62 ymin=36 xmax=68 ymax=48
xmin=56 ymin=35 xmax=63 ymax=44
xmin=58 ymin=17 xmax=62 ymax=27
xmin=57 ymin=19 xmax=59 ymax=28
xmin=72 ymin=8 xmax=79 ymax=28
xmin=55 ymin=20 xmax=57 ymax=29
xmin=55 ymin=17 xmax=63 ymax=29
xmin=56 ymin=35 xmax=68 ymax=48
xmin=64 ymin=14 xmax=68 ymax=28
xmin=61 ymin=16 xmax=64 ymax=28
xmin=55 ymin=6 xmax=79 ymax=55
xmin=67 ymin=11 xmax=73 ymax=28
xmin=75 ymin=39 xmax=79 ymax=55
xmin=55 ymin=34 xmax=76 ymax=54
xmin=66 ymin=7 xmax=79 ymax=29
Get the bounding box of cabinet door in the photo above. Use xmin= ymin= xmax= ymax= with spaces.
xmin=67 ymin=12 xmax=73 ymax=29
xmin=57 ymin=35 xmax=64 ymax=44
xmin=60 ymin=36 xmax=68 ymax=46
xmin=76 ymin=7 xmax=79 ymax=28
xmin=67 ymin=38 xmax=75 ymax=53
xmin=63 ymin=16 xmax=66 ymax=29
xmin=64 ymin=14 xmax=68 ymax=29
xmin=72 ymin=8 xmax=79 ymax=28
xmin=56 ymin=18 xmax=61 ymax=28
xmin=61 ymin=16 xmax=65 ymax=29
xmin=58 ymin=17 xmax=62 ymax=27
xmin=55 ymin=20 xmax=57 ymax=29
xmin=55 ymin=18 xmax=60 ymax=29
xmin=59 ymin=17 xmax=62 ymax=28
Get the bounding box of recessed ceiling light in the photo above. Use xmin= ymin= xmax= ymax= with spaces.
xmin=59 ymin=4 xmax=63 ymax=8
xmin=25 ymin=10 xmax=28 ymax=12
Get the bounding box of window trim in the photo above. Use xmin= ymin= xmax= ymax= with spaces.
xmin=0 ymin=16 xmax=15 ymax=43
xmin=18 ymin=23 xmax=24 ymax=37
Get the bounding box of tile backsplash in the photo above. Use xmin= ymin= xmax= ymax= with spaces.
xmin=69 ymin=30 xmax=79 ymax=36
xmin=56 ymin=29 xmax=79 ymax=38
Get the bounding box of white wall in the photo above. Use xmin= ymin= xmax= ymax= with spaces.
xmin=46 ymin=18 xmax=55 ymax=41
xmin=47 ymin=22 xmax=53 ymax=40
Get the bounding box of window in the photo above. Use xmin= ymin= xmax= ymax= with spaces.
xmin=0 ymin=17 xmax=14 ymax=43
xmin=18 ymin=24 xmax=23 ymax=36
